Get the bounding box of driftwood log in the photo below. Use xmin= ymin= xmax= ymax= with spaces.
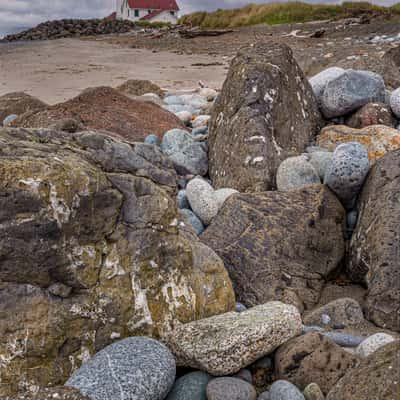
xmin=178 ymin=29 xmax=234 ymax=39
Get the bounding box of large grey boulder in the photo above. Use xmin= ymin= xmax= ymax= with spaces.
xmin=201 ymin=185 xmax=345 ymax=310
xmin=321 ymin=70 xmax=386 ymax=118
xmin=309 ymin=67 xmax=346 ymax=103
xmin=208 ymin=42 xmax=322 ymax=192
xmin=164 ymin=302 xmax=302 ymax=376
xmin=66 ymin=337 xmax=176 ymax=400
xmin=348 ymin=150 xmax=400 ymax=331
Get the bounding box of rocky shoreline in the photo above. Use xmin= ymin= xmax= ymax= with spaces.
xmin=1 ymin=38 xmax=399 ymax=400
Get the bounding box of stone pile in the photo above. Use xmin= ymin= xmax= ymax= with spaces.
xmin=1 ymin=18 xmax=136 ymax=42
xmin=1 ymin=40 xmax=399 ymax=400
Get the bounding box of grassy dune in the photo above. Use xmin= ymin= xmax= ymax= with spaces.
xmin=180 ymin=2 xmax=400 ymax=28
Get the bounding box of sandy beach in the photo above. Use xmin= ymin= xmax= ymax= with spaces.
xmin=0 ymin=38 xmax=228 ymax=104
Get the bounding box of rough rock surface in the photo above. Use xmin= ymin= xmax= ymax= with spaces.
xmin=303 ymin=298 xmax=364 ymax=328
xmin=348 ymin=150 xmax=400 ymax=331
xmin=275 ymin=332 xmax=358 ymax=394
xmin=326 ymin=341 xmax=400 ymax=400
xmin=0 ymin=127 xmax=235 ymax=397
xmin=356 ymin=333 xmax=396 ymax=358
xmin=309 ymin=67 xmax=345 ymax=103
xmin=208 ymin=42 xmax=322 ymax=192
xmin=303 ymin=383 xmax=324 ymax=400
xmin=116 ymin=79 xmax=164 ymax=97
xmin=201 ymin=185 xmax=345 ymax=310
xmin=10 ymin=87 xmax=185 ymax=141
xmin=321 ymin=70 xmax=386 ymax=118
xmin=206 ymin=377 xmax=257 ymax=400
xmin=165 ymin=302 xmax=302 ymax=376
xmin=11 ymin=387 xmax=89 ymax=400
xmin=66 ymin=337 xmax=176 ymax=400
xmin=345 ymin=102 xmax=396 ymax=129
xmin=0 ymin=92 xmax=47 ymax=122
xmin=317 ymin=124 xmax=400 ymax=163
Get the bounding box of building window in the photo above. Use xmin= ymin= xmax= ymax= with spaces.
xmin=170 ymin=11 xmax=175 ymax=15
xmin=134 ymin=9 xmax=139 ymax=17
xmin=148 ymin=9 xmax=152 ymax=14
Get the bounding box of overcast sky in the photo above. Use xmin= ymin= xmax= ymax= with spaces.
xmin=0 ymin=0 xmax=398 ymax=36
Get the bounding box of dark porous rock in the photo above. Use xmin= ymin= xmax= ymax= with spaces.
xmin=11 ymin=87 xmax=185 ymax=141
xmin=275 ymin=332 xmax=358 ymax=394
xmin=326 ymin=341 xmax=400 ymax=400
xmin=201 ymin=185 xmax=345 ymax=310
xmin=166 ymin=371 xmax=211 ymax=400
xmin=303 ymin=298 xmax=364 ymax=328
xmin=345 ymin=102 xmax=396 ymax=129
xmin=12 ymin=387 xmax=89 ymax=400
xmin=66 ymin=337 xmax=176 ymax=400
xmin=0 ymin=92 xmax=47 ymax=122
xmin=208 ymin=41 xmax=322 ymax=192
xmin=321 ymin=70 xmax=386 ymax=118
xmin=348 ymin=150 xmax=400 ymax=331
xmin=206 ymin=377 xmax=257 ymax=400
xmin=0 ymin=128 xmax=235 ymax=397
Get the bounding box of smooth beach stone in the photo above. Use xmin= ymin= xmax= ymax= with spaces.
xmin=179 ymin=208 xmax=205 ymax=236
xmin=206 ymin=377 xmax=257 ymax=400
xmin=303 ymin=383 xmax=325 ymax=400
xmin=321 ymin=70 xmax=386 ymax=118
xmin=192 ymin=115 xmax=211 ymax=128
xmin=356 ymin=333 xmax=396 ymax=358
xmin=276 ymin=156 xmax=321 ymax=191
xmin=258 ymin=391 xmax=271 ymax=400
xmin=176 ymin=111 xmax=193 ymax=125
xmin=324 ymin=142 xmax=369 ymax=209
xmin=235 ymin=302 xmax=247 ymax=312
xmin=213 ymin=188 xmax=239 ymax=209
xmin=322 ymin=332 xmax=364 ymax=347
xmin=309 ymin=67 xmax=346 ymax=102
xmin=177 ymin=189 xmax=190 ymax=209
xmin=233 ymin=369 xmax=253 ymax=384
xmin=3 ymin=114 xmax=18 ymax=126
xmin=390 ymin=87 xmax=400 ymax=117
xmin=269 ymin=380 xmax=305 ymax=400
xmin=66 ymin=337 xmax=176 ymax=400
xmin=308 ymin=151 xmax=333 ymax=180
xmin=192 ymin=126 xmax=208 ymax=136
xmin=166 ymin=371 xmax=211 ymax=400
xmin=144 ymin=134 xmax=159 ymax=145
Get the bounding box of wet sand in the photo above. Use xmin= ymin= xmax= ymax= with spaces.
xmin=0 ymin=38 xmax=228 ymax=104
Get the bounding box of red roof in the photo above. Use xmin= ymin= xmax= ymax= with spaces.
xmin=105 ymin=11 xmax=117 ymax=20
xmin=140 ymin=9 xmax=164 ymax=20
xmin=127 ymin=0 xmax=179 ymax=11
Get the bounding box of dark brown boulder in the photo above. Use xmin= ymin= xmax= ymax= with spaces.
xmin=10 ymin=87 xmax=185 ymax=141
xmin=116 ymin=79 xmax=164 ymax=97
xmin=208 ymin=42 xmax=322 ymax=192
xmin=275 ymin=332 xmax=358 ymax=394
xmin=201 ymin=185 xmax=345 ymax=310
xmin=0 ymin=92 xmax=47 ymax=122
xmin=348 ymin=150 xmax=400 ymax=332
xmin=345 ymin=102 xmax=396 ymax=129
xmin=326 ymin=341 xmax=400 ymax=400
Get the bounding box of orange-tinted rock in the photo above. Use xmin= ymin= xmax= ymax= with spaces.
xmin=317 ymin=124 xmax=400 ymax=163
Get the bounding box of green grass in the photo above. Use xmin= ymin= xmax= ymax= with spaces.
xmin=179 ymin=1 xmax=399 ymax=28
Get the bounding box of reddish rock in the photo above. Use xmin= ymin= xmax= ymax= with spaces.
xmin=345 ymin=102 xmax=396 ymax=129
xmin=11 ymin=87 xmax=185 ymax=142
xmin=0 ymin=92 xmax=47 ymax=122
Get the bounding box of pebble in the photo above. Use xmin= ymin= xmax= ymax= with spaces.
xmin=164 ymin=95 xmax=184 ymax=105
xmin=66 ymin=337 xmax=176 ymax=400
xmin=192 ymin=126 xmax=208 ymax=136
xmin=199 ymin=87 xmax=218 ymax=101
xmin=144 ymin=134 xmax=159 ymax=145
xmin=276 ymin=156 xmax=321 ymax=191
xmin=235 ymin=302 xmax=247 ymax=312
xmin=186 ymin=178 xmax=219 ymax=225
xmin=177 ymin=189 xmax=190 ymax=209
xmin=309 ymin=67 xmax=345 ymax=102
xmin=269 ymin=380 xmax=305 ymax=400
xmin=303 ymin=383 xmax=325 ymax=400
xmin=309 ymin=151 xmax=333 ymax=180
xmin=179 ymin=208 xmax=205 ymax=235
xmin=233 ymin=369 xmax=253 ymax=384
xmin=192 ymin=115 xmax=211 ymax=128
xmin=355 ymin=333 xmax=396 ymax=358
xmin=176 ymin=111 xmax=193 ymax=125
xmin=161 ymin=129 xmax=208 ymax=176
xmin=3 ymin=114 xmax=18 ymax=126
xmin=321 ymin=70 xmax=386 ymax=118
xmin=322 ymin=332 xmax=364 ymax=347
xmin=258 ymin=392 xmax=271 ymax=400
xmin=166 ymin=371 xmax=211 ymax=400
xmin=214 ymin=187 xmax=239 ymax=209
xmin=324 ymin=142 xmax=369 ymax=209
xmin=206 ymin=377 xmax=257 ymax=400
xmin=390 ymin=87 xmax=400 ymax=118
xmin=346 ymin=210 xmax=358 ymax=230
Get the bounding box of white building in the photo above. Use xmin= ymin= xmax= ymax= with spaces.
xmin=116 ymin=0 xmax=180 ymax=24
